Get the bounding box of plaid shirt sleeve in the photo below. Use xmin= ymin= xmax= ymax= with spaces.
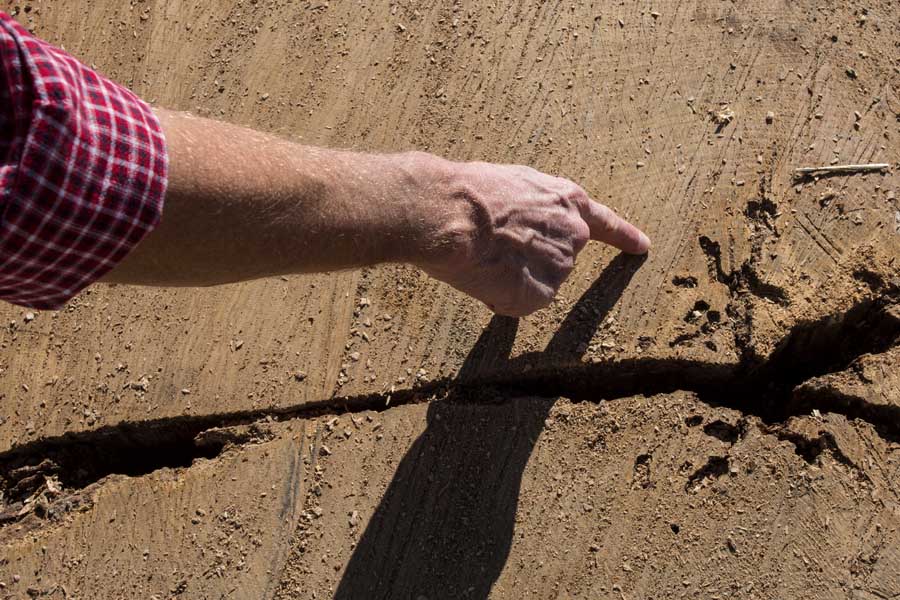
xmin=0 ymin=13 xmax=167 ymax=310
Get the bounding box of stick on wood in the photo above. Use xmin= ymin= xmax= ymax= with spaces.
xmin=794 ymin=163 xmax=890 ymax=176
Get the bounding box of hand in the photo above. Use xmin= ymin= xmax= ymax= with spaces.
xmin=414 ymin=159 xmax=651 ymax=317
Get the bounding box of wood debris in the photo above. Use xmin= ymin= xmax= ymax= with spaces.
xmin=793 ymin=163 xmax=889 ymax=178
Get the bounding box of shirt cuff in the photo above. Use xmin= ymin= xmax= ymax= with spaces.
xmin=0 ymin=13 xmax=168 ymax=310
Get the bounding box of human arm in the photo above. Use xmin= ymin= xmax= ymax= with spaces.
xmin=0 ymin=10 xmax=648 ymax=316
xmin=105 ymin=109 xmax=650 ymax=316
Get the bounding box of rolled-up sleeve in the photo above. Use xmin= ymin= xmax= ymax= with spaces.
xmin=0 ymin=13 xmax=167 ymax=310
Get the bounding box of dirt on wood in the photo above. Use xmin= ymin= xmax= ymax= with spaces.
xmin=0 ymin=0 xmax=898 ymax=598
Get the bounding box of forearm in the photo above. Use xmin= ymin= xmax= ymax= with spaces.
xmin=105 ymin=109 xmax=443 ymax=286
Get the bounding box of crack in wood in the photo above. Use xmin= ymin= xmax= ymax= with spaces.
xmin=0 ymin=294 xmax=897 ymax=528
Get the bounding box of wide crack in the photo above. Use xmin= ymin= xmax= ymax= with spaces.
xmin=0 ymin=294 xmax=897 ymax=528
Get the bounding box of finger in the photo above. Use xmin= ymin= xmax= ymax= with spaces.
xmin=577 ymin=199 xmax=651 ymax=255
xmin=489 ymin=261 xmax=555 ymax=317
xmin=525 ymin=237 xmax=576 ymax=290
xmin=509 ymin=265 xmax=555 ymax=316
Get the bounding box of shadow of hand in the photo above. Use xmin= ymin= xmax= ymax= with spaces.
xmin=334 ymin=253 xmax=645 ymax=599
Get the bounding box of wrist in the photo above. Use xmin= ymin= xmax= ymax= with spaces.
xmin=385 ymin=151 xmax=466 ymax=268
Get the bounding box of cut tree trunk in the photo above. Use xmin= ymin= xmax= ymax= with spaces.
xmin=0 ymin=1 xmax=897 ymax=597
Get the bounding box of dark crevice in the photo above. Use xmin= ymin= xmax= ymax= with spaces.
xmin=763 ymin=425 xmax=870 ymax=480
xmin=0 ymin=357 xmax=738 ymax=520
xmin=852 ymin=269 xmax=887 ymax=291
xmin=745 ymin=197 xmax=779 ymax=222
xmin=512 ymin=295 xmax=898 ymax=434
xmin=852 ymin=269 xmax=900 ymax=295
xmin=750 ymin=299 xmax=899 ymax=385
xmin=702 ymin=419 xmax=742 ymax=444
xmin=685 ymin=456 xmax=730 ymax=492
xmin=698 ymin=235 xmax=790 ymax=306
xmin=737 ymin=263 xmax=791 ymax=306
xmin=669 ymin=331 xmax=702 ymax=347
xmin=789 ymin=385 xmax=900 ymax=440
xmin=698 ymin=235 xmax=725 ymax=282
xmin=0 ymin=418 xmax=225 ymax=521
xmin=1 ymin=294 xmax=897 ymax=527
xmin=632 ymin=453 xmax=653 ymax=489
xmin=684 ymin=415 xmax=704 ymax=427
xmin=672 ymin=275 xmax=698 ymax=288
xmin=0 ymin=400 xmax=420 ymax=523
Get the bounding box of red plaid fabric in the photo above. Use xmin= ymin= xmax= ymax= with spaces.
xmin=0 ymin=13 xmax=167 ymax=309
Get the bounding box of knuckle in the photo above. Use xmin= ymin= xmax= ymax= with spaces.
xmin=571 ymin=182 xmax=589 ymax=199
xmin=571 ymin=219 xmax=591 ymax=249
xmin=553 ymin=193 xmax=579 ymax=214
xmin=563 ymin=180 xmax=588 ymax=202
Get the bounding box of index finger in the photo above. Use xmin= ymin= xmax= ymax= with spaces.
xmin=577 ymin=197 xmax=651 ymax=255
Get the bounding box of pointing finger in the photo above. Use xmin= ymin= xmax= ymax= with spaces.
xmin=577 ymin=198 xmax=651 ymax=255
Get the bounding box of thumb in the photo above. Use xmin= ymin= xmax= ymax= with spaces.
xmin=577 ymin=198 xmax=651 ymax=255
